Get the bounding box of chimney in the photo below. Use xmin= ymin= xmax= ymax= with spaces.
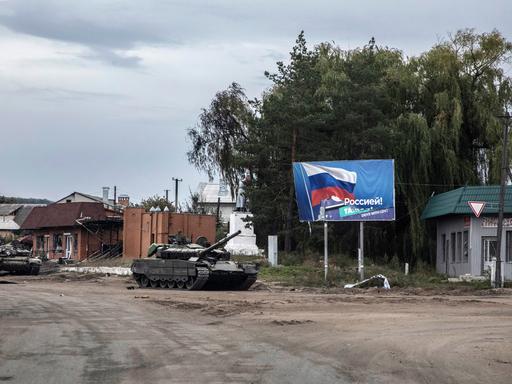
xmin=102 ymin=187 xmax=110 ymax=204
xmin=118 ymin=194 xmax=130 ymax=207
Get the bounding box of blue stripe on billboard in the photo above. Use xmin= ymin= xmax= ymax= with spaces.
xmin=292 ymin=159 xmax=395 ymax=222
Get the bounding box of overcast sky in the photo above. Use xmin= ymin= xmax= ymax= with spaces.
xmin=1 ymin=0 xmax=511 ymax=204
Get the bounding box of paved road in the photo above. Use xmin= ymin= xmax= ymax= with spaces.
xmin=0 ymin=281 xmax=345 ymax=384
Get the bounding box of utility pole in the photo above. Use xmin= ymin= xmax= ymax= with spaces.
xmin=172 ymin=177 xmax=183 ymax=212
xmin=496 ymin=111 xmax=511 ymax=288
xmin=164 ymin=189 xmax=171 ymax=204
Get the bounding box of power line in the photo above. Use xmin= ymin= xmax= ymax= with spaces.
xmin=396 ymin=182 xmax=467 ymax=187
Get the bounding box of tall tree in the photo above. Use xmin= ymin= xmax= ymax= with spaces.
xmin=188 ymin=29 xmax=512 ymax=266
xmin=187 ymin=82 xmax=255 ymax=196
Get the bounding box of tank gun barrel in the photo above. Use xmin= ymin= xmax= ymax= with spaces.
xmin=199 ymin=230 xmax=241 ymax=255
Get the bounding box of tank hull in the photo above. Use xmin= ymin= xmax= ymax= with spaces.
xmin=131 ymin=258 xmax=258 ymax=290
xmin=0 ymin=257 xmax=41 ymax=275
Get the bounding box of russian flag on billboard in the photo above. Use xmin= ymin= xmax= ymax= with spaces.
xmin=302 ymin=163 xmax=357 ymax=206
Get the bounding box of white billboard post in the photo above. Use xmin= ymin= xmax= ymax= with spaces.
xmin=359 ymin=222 xmax=364 ymax=281
xmin=324 ymin=221 xmax=328 ymax=281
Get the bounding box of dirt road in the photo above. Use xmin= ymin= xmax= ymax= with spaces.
xmin=1 ymin=274 xmax=511 ymax=383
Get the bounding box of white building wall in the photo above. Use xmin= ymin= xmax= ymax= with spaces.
xmin=436 ymin=215 xmax=512 ymax=280
xmin=471 ymin=216 xmax=512 ymax=280
xmin=436 ymin=216 xmax=471 ymax=276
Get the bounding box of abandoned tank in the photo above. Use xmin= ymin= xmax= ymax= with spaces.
xmin=0 ymin=243 xmax=42 ymax=275
xmin=131 ymin=230 xmax=258 ymax=290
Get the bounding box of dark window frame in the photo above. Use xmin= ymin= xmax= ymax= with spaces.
xmin=451 ymin=233 xmax=456 ymax=262
xmin=463 ymin=230 xmax=469 ymax=263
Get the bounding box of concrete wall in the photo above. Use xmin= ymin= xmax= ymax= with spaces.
xmin=122 ymin=208 xmax=217 ymax=259
xmin=436 ymin=216 xmax=471 ymax=277
xmin=471 ymin=216 xmax=512 ymax=280
xmin=436 ymin=215 xmax=512 ymax=280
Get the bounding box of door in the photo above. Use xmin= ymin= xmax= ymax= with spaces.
xmin=65 ymin=235 xmax=73 ymax=259
xmin=481 ymin=236 xmax=497 ymax=274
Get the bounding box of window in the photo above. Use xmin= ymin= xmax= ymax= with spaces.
xmin=506 ymin=231 xmax=512 ymax=262
xmin=36 ymin=236 xmax=44 ymax=250
xmin=456 ymin=232 xmax=462 ymax=262
xmin=463 ymin=231 xmax=469 ymax=263
xmin=441 ymin=234 xmax=446 ymax=262
xmin=53 ymin=234 xmax=63 ymax=252
xmin=451 ymin=233 xmax=456 ymax=262
xmin=482 ymin=237 xmax=497 ymax=263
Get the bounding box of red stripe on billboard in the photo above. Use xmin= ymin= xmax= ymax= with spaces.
xmin=311 ymin=187 xmax=354 ymax=206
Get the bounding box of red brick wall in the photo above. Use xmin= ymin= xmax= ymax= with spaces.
xmin=122 ymin=208 xmax=216 ymax=259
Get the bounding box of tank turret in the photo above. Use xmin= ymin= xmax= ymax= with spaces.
xmin=198 ymin=230 xmax=241 ymax=256
xmin=0 ymin=243 xmax=42 ymax=275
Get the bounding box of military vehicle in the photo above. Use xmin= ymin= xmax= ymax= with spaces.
xmin=131 ymin=230 xmax=258 ymax=290
xmin=0 ymin=243 xmax=42 ymax=275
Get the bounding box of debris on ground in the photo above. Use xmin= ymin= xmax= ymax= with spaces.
xmin=344 ymin=274 xmax=391 ymax=290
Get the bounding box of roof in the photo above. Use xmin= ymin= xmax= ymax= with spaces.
xmin=55 ymin=192 xmax=115 ymax=205
xmin=0 ymin=204 xmax=24 ymax=216
xmin=197 ymin=182 xmax=236 ymax=204
xmin=421 ymin=185 xmax=512 ymax=220
xmin=14 ymin=206 xmax=39 ymax=225
xmin=0 ymin=204 xmax=44 ymax=230
xmin=21 ymin=202 xmax=111 ymax=229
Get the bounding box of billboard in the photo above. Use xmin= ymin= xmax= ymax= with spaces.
xmin=293 ymin=160 xmax=395 ymax=222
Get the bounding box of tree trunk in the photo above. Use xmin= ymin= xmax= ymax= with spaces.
xmin=284 ymin=127 xmax=297 ymax=252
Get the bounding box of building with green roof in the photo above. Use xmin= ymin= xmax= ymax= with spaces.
xmin=421 ymin=186 xmax=512 ymax=280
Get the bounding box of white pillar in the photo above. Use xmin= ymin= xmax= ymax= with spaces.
xmin=491 ymin=257 xmax=497 ymax=288
xmin=268 ymin=235 xmax=278 ymax=266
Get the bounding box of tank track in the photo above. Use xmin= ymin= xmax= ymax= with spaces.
xmin=135 ymin=266 xmax=210 ymax=290
xmin=235 ymin=274 xmax=257 ymax=291
xmin=188 ymin=267 xmax=209 ymax=290
xmin=134 ymin=267 xmax=257 ymax=291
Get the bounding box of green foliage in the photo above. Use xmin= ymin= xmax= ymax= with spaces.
xmin=187 ymin=82 xmax=256 ymax=196
xmin=138 ymin=195 xmax=174 ymax=212
xmin=0 ymin=195 xmax=52 ymax=204
xmin=188 ymin=29 xmax=512 ymax=267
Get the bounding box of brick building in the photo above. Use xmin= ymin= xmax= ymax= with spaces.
xmin=21 ymin=202 xmax=122 ymax=261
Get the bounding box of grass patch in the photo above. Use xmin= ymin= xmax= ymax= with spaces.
xmin=257 ymin=254 xmax=493 ymax=290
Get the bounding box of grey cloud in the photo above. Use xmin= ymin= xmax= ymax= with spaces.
xmin=0 ymin=0 xmax=176 ymax=66
xmin=1 ymin=0 xmax=512 ymax=202
xmin=3 ymin=0 xmax=512 ymax=69
xmin=80 ymin=47 xmax=143 ymax=68
xmin=7 ymin=83 xmax=126 ymax=101
xmin=0 ymin=0 xmax=170 ymax=48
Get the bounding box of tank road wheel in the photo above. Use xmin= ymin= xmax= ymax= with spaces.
xmin=140 ymin=276 xmax=150 ymax=288
xmin=176 ymin=280 xmax=185 ymax=289
xmin=160 ymin=280 xmax=169 ymax=289
xmin=135 ymin=276 xmax=143 ymax=287
xmin=150 ymin=279 xmax=160 ymax=288
xmin=185 ymin=276 xmax=196 ymax=290
xmin=168 ymin=280 xmax=177 ymax=289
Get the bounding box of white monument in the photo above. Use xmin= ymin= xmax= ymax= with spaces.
xmin=225 ymin=170 xmax=260 ymax=256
